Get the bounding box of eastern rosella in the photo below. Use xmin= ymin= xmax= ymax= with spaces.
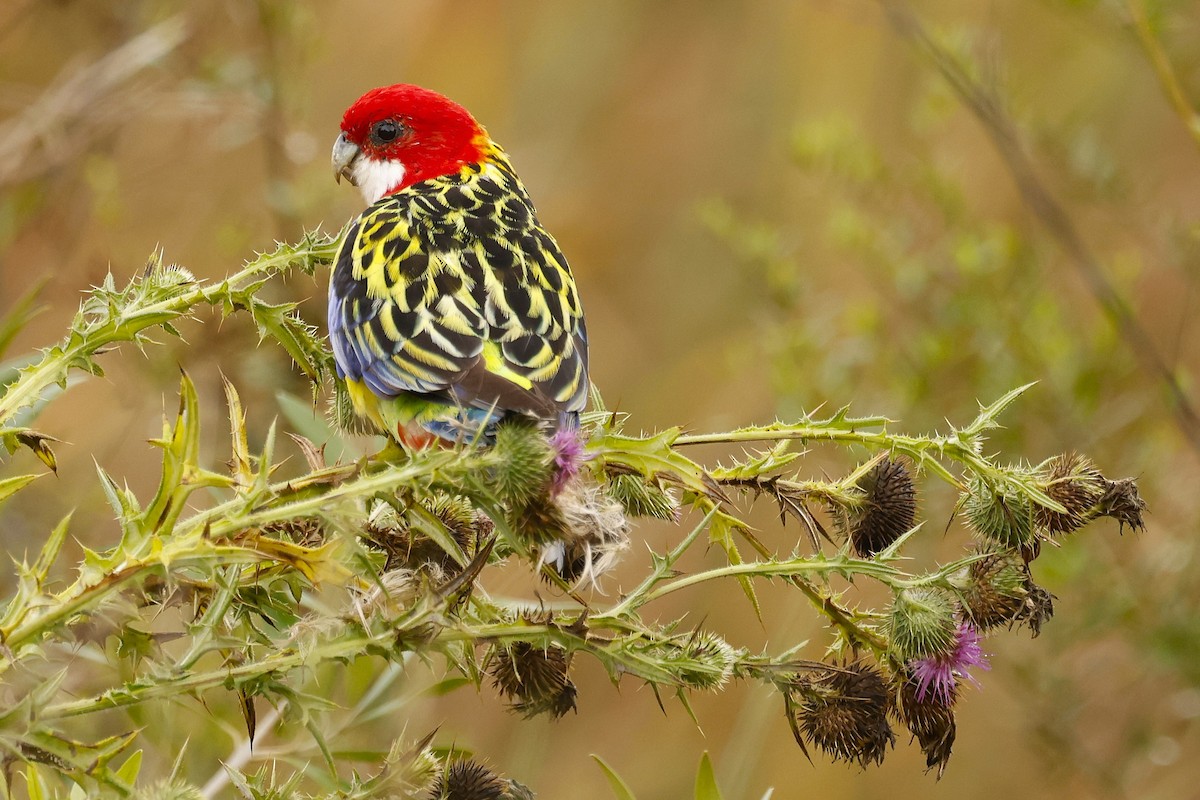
xmin=328 ymin=84 xmax=589 ymax=444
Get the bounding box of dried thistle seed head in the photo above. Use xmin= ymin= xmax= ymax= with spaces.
xmin=428 ymin=759 xmax=508 ymax=800
xmin=960 ymin=551 xmax=1028 ymax=631
xmin=489 ymin=642 xmax=577 ymax=719
xmin=1035 ymin=453 xmax=1105 ymax=534
xmin=261 ymin=517 xmax=325 ymax=547
xmin=491 ymin=417 xmax=554 ymax=508
xmin=506 ymin=782 xmax=536 ymax=800
xmin=364 ymin=500 xmax=413 ymax=570
xmin=416 ymin=493 xmax=481 ymax=574
xmin=887 ymin=588 xmax=958 ymax=662
xmin=605 ymin=470 xmax=680 ymax=520
xmin=847 ymin=457 xmax=917 ymax=557
xmin=1017 ymin=579 xmax=1056 ymax=638
xmin=360 ymin=568 xmax=418 ymax=615
xmin=510 ymin=492 xmax=571 ymax=547
xmin=1098 ymin=477 xmax=1147 ymax=532
xmin=539 ymin=481 xmax=630 ymax=586
xmin=894 ymin=674 xmax=957 ymax=778
xmin=963 ymin=475 xmax=1037 ymax=550
xmin=792 ymin=662 xmax=895 ymax=767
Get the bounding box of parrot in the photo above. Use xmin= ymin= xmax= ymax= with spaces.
xmin=327 ymin=84 xmax=589 ymax=445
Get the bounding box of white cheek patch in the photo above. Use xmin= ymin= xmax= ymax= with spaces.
xmin=352 ymin=157 xmax=407 ymax=204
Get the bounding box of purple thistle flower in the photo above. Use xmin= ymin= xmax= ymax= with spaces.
xmin=549 ymin=428 xmax=589 ymax=496
xmin=910 ymin=623 xmax=990 ymax=705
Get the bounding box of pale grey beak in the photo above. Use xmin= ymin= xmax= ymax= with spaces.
xmin=332 ymin=132 xmax=360 ymax=186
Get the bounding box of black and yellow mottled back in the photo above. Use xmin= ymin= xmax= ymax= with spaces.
xmin=328 ymin=144 xmax=588 ymax=435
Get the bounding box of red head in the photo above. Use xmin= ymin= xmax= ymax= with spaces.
xmin=332 ymin=84 xmax=488 ymax=204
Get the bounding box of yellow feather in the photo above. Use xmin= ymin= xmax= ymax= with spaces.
xmin=482 ymin=342 xmax=534 ymax=390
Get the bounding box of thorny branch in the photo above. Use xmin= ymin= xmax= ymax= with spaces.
xmin=0 ymin=236 xmax=1144 ymax=795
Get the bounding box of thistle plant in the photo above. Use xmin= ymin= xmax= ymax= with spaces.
xmin=0 ymin=233 xmax=1143 ymax=797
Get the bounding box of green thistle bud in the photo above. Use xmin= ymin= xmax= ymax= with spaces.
xmin=847 ymin=457 xmax=917 ymax=557
xmin=963 ymin=474 xmax=1036 ymax=550
xmin=391 ymin=736 xmax=440 ymax=795
xmin=491 ymin=417 xmax=553 ymax=508
xmin=428 ymin=760 xmax=508 ymax=800
xmin=887 ymin=588 xmax=958 ymax=661
xmin=655 ymin=633 xmax=738 ymax=691
xmin=959 ymin=551 xmax=1028 ymax=631
xmin=789 ymin=662 xmax=895 ymax=767
xmin=427 ymin=493 xmax=478 ymax=536
xmin=1035 ymin=453 xmax=1105 ymax=535
xmin=605 ymin=471 xmax=679 ymax=520
xmin=489 ymin=642 xmax=577 ymax=719
xmin=134 ymin=779 xmax=203 ymax=800
xmin=365 ymin=494 xmax=486 ymax=575
xmin=681 ymin=632 xmax=738 ymax=691
xmin=893 ymin=674 xmax=956 ymax=778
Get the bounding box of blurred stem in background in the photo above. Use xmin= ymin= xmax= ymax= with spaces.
xmin=1123 ymin=0 xmax=1200 ymax=154
xmin=880 ymin=0 xmax=1200 ymax=459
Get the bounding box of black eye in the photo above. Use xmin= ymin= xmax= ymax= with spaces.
xmin=370 ymin=119 xmax=403 ymax=145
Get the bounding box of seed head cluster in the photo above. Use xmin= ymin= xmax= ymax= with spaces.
xmin=894 ymin=673 xmax=957 ymax=778
xmin=1035 ymin=453 xmax=1105 ymax=534
xmin=489 ymin=641 xmax=578 ymax=719
xmin=847 ymin=457 xmax=917 ymax=557
xmin=428 ymin=760 xmax=508 ymax=800
xmin=960 ymin=550 xmax=1029 ymax=631
xmin=790 ymin=662 xmax=895 ymax=768
xmin=362 ymin=495 xmax=483 ymax=575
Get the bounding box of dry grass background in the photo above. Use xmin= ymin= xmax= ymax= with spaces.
xmin=1 ymin=1 xmax=1198 ymax=797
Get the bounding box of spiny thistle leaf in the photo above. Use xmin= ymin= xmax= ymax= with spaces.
xmin=0 ymin=473 xmax=39 ymax=505
xmin=0 ymin=231 xmax=339 ymax=445
xmin=592 ymin=756 xmax=638 ymax=800
xmin=693 ymin=752 xmax=726 ymax=800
